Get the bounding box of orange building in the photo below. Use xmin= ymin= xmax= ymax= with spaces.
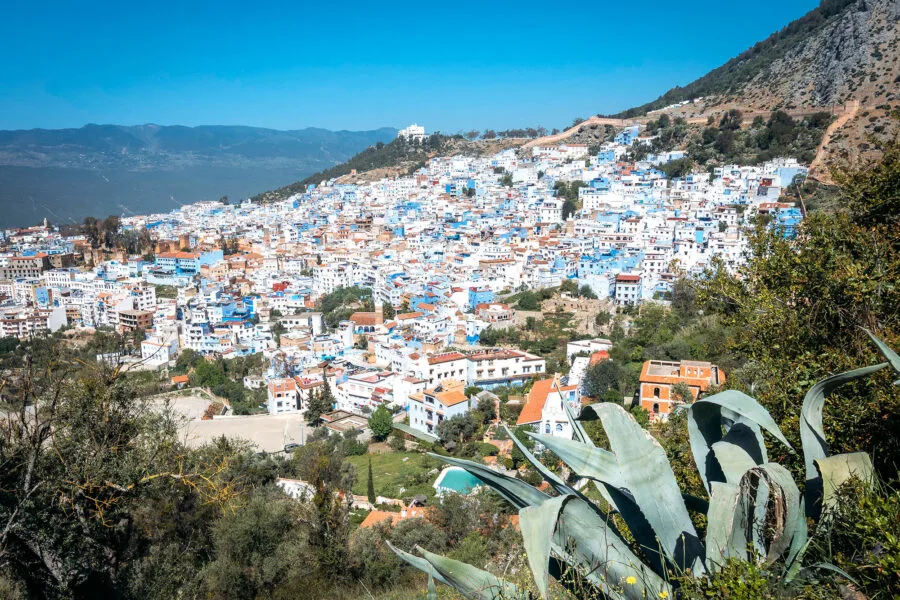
xmin=638 ymin=360 xmax=725 ymax=420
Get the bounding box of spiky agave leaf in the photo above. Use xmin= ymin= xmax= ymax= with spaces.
xmin=865 ymin=328 xmax=900 ymax=384
xmin=501 ymin=424 xmax=576 ymax=496
xmin=427 ymin=453 xmax=549 ymax=509
xmin=390 ymin=543 xmax=528 ymax=600
xmin=687 ymin=390 xmax=792 ymax=492
xmin=562 ymin=397 xmax=592 ymax=446
xmin=534 ymin=403 xmax=704 ymax=575
xmin=386 ymin=540 xmax=449 ymax=590
xmin=551 ymin=494 xmax=672 ymax=600
xmin=799 ymin=362 xmax=887 ymax=519
xmin=519 ymin=494 xmax=568 ymax=599
xmin=432 ymin=438 xmax=669 ymax=597
xmin=704 ymin=463 xmax=804 ymax=570
xmin=815 ymin=452 xmax=875 ymax=515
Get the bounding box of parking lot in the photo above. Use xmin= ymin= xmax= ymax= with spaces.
xmin=179 ymin=413 xmax=309 ymax=453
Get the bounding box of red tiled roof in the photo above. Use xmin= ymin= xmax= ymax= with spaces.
xmin=427 ymin=352 xmax=466 ymax=365
xmin=517 ymin=378 xmax=577 ymax=425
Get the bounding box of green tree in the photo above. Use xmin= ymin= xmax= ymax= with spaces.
xmin=366 ymin=457 xmax=376 ymax=504
xmin=516 ymin=290 xmax=539 ymax=310
xmin=305 ymin=384 xmax=333 ymax=426
xmin=579 ymin=284 xmax=597 ymax=299
xmin=381 ymin=302 xmax=396 ymax=320
xmin=475 ymin=393 xmax=496 ymax=424
xmin=582 ymin=360 xmax=622 ymax=398
xmin=670 ymin=381 xmax=693 ymax=404
xmin=435 ymin=413 xmax=479 ymax=447
xmin=201 ymin=489 xmax=310 ymax=598
xmin=595 ymin=310 xmax=612 ymax=327
xmin=367 ymin=405 xmax=394 ymax=442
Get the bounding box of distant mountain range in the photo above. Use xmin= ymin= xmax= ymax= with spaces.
xmin=0 ymin=124 xmax=396 ymax=228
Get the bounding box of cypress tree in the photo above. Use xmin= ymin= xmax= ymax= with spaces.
xmin=366 ymin=456 xmax=376 ymax=504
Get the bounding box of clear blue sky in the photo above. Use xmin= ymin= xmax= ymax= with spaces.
xmin=0 ymin=0 xmax=820 ymax=133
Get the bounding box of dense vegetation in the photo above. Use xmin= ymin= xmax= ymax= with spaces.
xmin=612 ymin=0 xmax=859 ymax=117
xmin=316 ymin=285 xmax=374 ymax=328
xmin=629 ymin=109 xmax=832 ymax=170
xmin=175 ymin=350 xmax=267 ymax=414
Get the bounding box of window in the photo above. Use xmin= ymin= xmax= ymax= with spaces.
xmin=556 ymin=423 xmax=563 ymax=432
xmin=652 ymin=403 xmax=659 ymax=413
xmin=653 ymin=387 xmax=661 ymax=398
xmin=545 ymin=423 xmax=551 ymax=434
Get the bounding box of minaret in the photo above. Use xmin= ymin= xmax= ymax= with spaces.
xmin=375 ymin=299 xmax=384 ymax=325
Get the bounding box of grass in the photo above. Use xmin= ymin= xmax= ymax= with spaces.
xmin=345 ymin=451 xmax=442 ymax=500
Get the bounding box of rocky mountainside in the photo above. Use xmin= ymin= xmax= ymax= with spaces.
xmin=617 ymin=0 xmax=899 ymax=174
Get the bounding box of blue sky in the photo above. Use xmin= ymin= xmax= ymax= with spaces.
xmin=0 ymin=0 xmax=820 ymax=132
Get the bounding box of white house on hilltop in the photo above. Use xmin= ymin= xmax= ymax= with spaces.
xmin=398 ymin=124 xmax=426 ymax=142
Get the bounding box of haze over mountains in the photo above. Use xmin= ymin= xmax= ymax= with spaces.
xmin=0 ymin=124 xmax=396 ymax=228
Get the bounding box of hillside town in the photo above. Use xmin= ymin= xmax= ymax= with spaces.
xmin=0 ymin=123 xmax=802 ymax=442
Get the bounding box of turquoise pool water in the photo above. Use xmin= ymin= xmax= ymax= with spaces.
xmin=434 ymin=467 xmax=482 ymax=494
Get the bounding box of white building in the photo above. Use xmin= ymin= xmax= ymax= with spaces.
xmin=398 ymin=123 xmax=426 ymax=142
xmin=408 ymin=379 xmax=470 ymax=438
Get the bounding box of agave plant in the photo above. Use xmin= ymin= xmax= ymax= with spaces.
xmin=391 ymin=331 xmax=899 ymax=599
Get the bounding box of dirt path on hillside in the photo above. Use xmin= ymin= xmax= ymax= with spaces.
xmin=524 ymin=104 xmax=854 ymax=150
xmin=808 ymin=99 xmax=860 ymax=183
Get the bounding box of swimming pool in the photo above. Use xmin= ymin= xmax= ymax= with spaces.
xmin=433 ymin=466 xmax=482 ymax=496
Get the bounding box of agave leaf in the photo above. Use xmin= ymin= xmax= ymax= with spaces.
xmin=704 ymin=481 xmax=747 ymax=569
xmin=688 ymin=390 xmax=792 ymax=492
xmin=502 ymin=424 xmax=575 ymax=495
xmin=815 ymin=452 xmax=875 ymax=515
xmin=711 ymin=440 xmax=759 ymax=485
xmin=799 ymin=362 xmax=886 ymax=519
xmin=784 ymin=498 xmax=809 ymax=582
xmin=865 ymin=328 xmax=900 ymax=384
xmin=553 ymin=495 xmax=672 ymax=600
xmin=563 ymin=398 xmax=593 ymax=446
xmin=520 ymin=495 xmax=570 ymax=599
xmin=570 ymin=403 xmax=702 ymax=573
xmin=386 ymin=540 xmax=450 ymax=588
xmin=757 ymin=463 xmax=803 ymax=564
xmin=525 ymin=433 xmax=620 ymax=485
xmin=802 ymin=562 xmax=860 ymax=585
xmin=427 ymin=453 xmax=549 ymax=509
xmin=704 ymin=463 xmax=803 ymax=570
xmin=415 ymin=545 xmax=527 ymax=600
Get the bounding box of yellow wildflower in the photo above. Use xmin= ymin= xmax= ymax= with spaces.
xmin=658 ymin=592 xmax=669 ymax=599
xmin=625 ymin=576 xmax=637 ymax=585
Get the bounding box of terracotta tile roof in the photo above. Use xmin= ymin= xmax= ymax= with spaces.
xmin=349 ymin=312 xmax=380 ymax=326
xmin=435 ymin=389 xmax=468 ymax=407
xmin=396 ymin=312 xmax=424 ymax=320
xmin=589 ymin=351 xmax=609 ymax=366
xmin=359 ymin=506 xmax=430 ymax=528
xmin=427 ymin=352 xmax=466 ymax=365
xmin=516 ymin=378 xmax=577 ymax=425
